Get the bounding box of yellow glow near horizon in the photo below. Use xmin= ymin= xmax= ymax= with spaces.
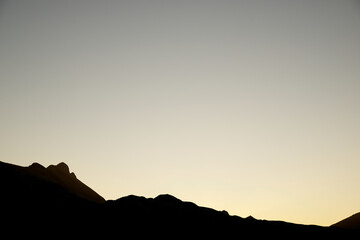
xmin=1 ymin=0 xmax=359 ymax=226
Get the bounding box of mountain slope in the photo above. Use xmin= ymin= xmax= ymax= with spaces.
xmin=0 ymin=161 xmax=104 ymax=203
xmin=0 ymin=161 xmax=357 ymax=238
xmin=332 ymin=212 xmax=360 ymax=230
xmin=29 ymin=162 xmax=104 ymax=203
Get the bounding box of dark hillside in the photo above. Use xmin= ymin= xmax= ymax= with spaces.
xmin=0 ymin=161 xmax=357 ymax=238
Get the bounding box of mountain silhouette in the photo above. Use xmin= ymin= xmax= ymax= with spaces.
xmin=0 ymin=161 xmax=357 ymax=238
xmin=332 ymin=212 xmax=360 ymax=230
xmin=29 ymin=162 xmax=104 ymax=203
xmin=0 ymin=161 xmax=104 ymax=203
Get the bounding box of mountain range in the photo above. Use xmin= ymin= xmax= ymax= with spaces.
xmin=0 ymin=160 xmax=358 ymax=238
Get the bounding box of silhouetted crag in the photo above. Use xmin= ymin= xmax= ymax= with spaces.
xmin=30 ymin=161 xmax=104 ymax=203
xmin=0 ymin=161 xmax=358 ymax=238
xmin=0 ymin=161 xmax=104 ymax=237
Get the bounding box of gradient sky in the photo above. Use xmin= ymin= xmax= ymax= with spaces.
xmin=1 ymin=0 xmax=360 ymax=226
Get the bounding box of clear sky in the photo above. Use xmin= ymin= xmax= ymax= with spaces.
xmin=1 ymin=0 xmax=359 ymax=226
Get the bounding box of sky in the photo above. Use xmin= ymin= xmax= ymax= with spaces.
xmin=0 ymin=0 xmax=359 ymax=226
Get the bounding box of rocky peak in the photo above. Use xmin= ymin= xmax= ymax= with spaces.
xmin=48 ymin=162 xmax=70 ymax=174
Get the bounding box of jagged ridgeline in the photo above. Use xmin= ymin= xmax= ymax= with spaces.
xmin=0 ymin=161 xmax=358 ymax=238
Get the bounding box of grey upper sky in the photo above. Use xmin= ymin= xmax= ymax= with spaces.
xmin=1 ymin=0 xmax=360 ymax=225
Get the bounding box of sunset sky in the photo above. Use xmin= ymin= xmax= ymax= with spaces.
xmin=1 ymin=0 xmax=359 ymax=226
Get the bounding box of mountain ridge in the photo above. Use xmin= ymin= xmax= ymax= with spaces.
xmin=0 ymin=160 xmax=358 ymax=238
xmin=3 ymin=161 xmax=105 ymax=203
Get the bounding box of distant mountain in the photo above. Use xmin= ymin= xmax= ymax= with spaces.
xmin=0 ymin=161 xmax=357 ymax=238
xmin=332 ymin=212 xmax=360 ymax=230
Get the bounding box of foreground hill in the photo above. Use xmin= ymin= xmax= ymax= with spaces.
xmin=0 ymin=161 xmax=357 ymax=238
xmin=332 ymin=212 xmax=360 ymax=230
